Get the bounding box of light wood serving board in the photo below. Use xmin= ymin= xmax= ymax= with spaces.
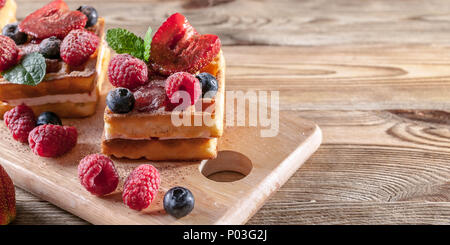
xmin=0 ymin=92 xmax=321 ymax=225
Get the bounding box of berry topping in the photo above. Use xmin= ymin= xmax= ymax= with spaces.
xmin=28 ymin=124 xmax=77 ymax=157
xmin=165 ymin=72 xmax=201 ymax=109
xmin=60 ymin=29 xmax=99 ymax=66
xmin=77 ymin=6 xmax=98 ymax=28
xmin=78 ymin=154 xmax=119 ymax=196
xmin=108 ymin=54 xmax=149 ymax=89
xmin=4 ymin=104 xmax=36 ymax=143
xmin=196 ymin=72 xmax=218 ymax=98
xmin=2 ymin=23 xmax=27 ymax=45
xmin=163 ymin=187 xmax=195 ymax=218
xmin=36 ymin=111 xmax=62 ymax=126
xmin=150 ymin=13 xmax=221 ymax=75
xmin=39 ymin=36 xmax=62 ymax=59
xmin=0 ymin=35 xmax=19 ymax=72
xmin=19 ymin=0 xmax=87 ymax=40
xmin=133 ymin=80 xmax=167 ymax=112
xmin=123 ymin=164 xmax=160 ymax=211
xmin=0 ymin=0 xmax=6 ymax=8
xmin=106 ymin=87 xmax=135 ymax=114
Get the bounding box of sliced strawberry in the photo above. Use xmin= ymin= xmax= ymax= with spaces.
xmin=150 ymin=13 xmax=221 ymax=75
xmin=133 ymin=80 xmax=167 ymax=112
xmin=19 ymin=0 xmax=87 ymax=39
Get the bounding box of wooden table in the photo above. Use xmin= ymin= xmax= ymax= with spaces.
xmin=10 ymin=0 xmax=450 ymax=225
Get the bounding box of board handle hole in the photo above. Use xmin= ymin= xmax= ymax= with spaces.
xmin=199 ymin=151 xmax=253 ymax=182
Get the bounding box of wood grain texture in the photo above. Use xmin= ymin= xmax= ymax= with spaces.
xmin=12 ymin=109 xmax=450 ymax=225
xmin=15 ymin=0 xmax=450 ymax=46
xmin=1 ymin=90 xmax=321 ymax=225
xmin=223 ymin=45 xmax=450 ymax=110
xmin=8 ymin=0 xmax=450 ymax=225
xmin=12 ymin=188 xmax=87 ymax=225
xmin=250 ymin=110 xmax=450 ymax=224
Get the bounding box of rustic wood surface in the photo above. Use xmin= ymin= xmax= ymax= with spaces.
xmin=1 ymin=84 xmax=321 ymax=225
xmin=8 ymin=0 xmax=450 ymax=224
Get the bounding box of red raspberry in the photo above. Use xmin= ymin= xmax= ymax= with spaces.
xmin=150 ymin=13 xmax=221 ymax=75
xmin=28 ymin=124 xmax=77 ymax=157
xmin=123 ymin=164 xmax=160 ymax=211
xmin=0 ymin=0 xmax=6 ymax=8
xmin=60 ymin=29 xmax=99 ymax=66
xmin=4 ymin=104 xmax=36 ymax=143
xmin=0 ymin=35 xmax=19 ymax=72
xmin=165 ymin=72 xmax=201 ymax=109
xmin=18 ymin=0 xmax=87 ymax=39
xmin=78 ymin=154 xmax=119 ymax=196
xmin=108 ymin=54 xmax=149 ymax=90
xmin=133 ymin=79 xmax=167 ymax=112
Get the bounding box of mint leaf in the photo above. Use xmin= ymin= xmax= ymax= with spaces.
xmin=106 ymin=28 xmax=145 ymax=60
xmin=143 ymin=27 xmax=152 ymax=63
xmin=2 ymin=52 xmax=46 ymax=86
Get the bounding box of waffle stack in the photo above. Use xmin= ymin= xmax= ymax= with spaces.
xmin=101 ymin=51 xmax=225 ymax=161
xmin=0 ymin=18 xmax=110 ymax=118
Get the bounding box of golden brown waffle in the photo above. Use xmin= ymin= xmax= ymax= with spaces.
xmin=0 ymin=92 xmax=98 ymax=118
xmin=101 ymin=51 xmax=225 ymax=160
xmin=103 ymin=51 xmax=225 ymax=140
xmin=0 ymin=18 xmax=110 ymax=118
xmin=102 ymin=137 xmax=218 ymax=161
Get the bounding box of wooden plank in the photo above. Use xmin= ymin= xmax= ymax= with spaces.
xmin=249 ymin=201 xmax=450 ymax=225
xmin=17 ymin=0 xmax=450 ymax=45
xmin=15 ymin=0 xmax=450 ymax=46
xmin=12 ymin=188 xmax=87 ymax=225
xmin=249 ymin=110 xmax=450 ymax=224
xmin=12 ymin=109 xmax=450 ymax=225
xmin=222 ymin=45 xmax=450 ymax=110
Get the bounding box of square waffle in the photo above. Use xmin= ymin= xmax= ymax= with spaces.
xmin=101 ymin=51 xmax=225 ymax=160
xmin=0 ymin=17 xmax=111 ymax=118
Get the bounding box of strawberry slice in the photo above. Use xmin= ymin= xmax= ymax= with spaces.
xmin=19 ymin=0 xmax=87 ymax=39
xmin=150 ymin=13 xmax=221 ymax=75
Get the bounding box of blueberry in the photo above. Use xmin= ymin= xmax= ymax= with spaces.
xmin=2 ymin=22 xmax=27 ymax=45
xmin=196 ymin=73 xmax=218 ymax=98
xmin=106 ymin=87 xmax=135 ymax=114
xmin=36 ymin=112 xmax=62 ymax=126
xmin=39 ymin=37 xmax=61 ymax=59
xmin=77 ymin=6 xmax=98 ymax=28
xmin=163 ymin=187 xmax=195 ymax=218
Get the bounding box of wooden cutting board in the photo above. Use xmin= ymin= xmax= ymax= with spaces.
xmin=0 ymin=92 xmax=321 ymax=224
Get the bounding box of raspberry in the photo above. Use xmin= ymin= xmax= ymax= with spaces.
xmin=123 ymin=164 xmax=160 ymax=211
xmin=108 ymin=54 xmax=149 ymax=90
xmin=4 ymin=104 xmax=36 ymax=143
xmin=165 ymin=72 xmax=201 ymax=109
xmin=78 ymin=154 xmax=119 ymax=196
xmin=0 ymin=0 xmax=6 ymax=9
xmin=18 ymin=0 xmax=87 ymax=39
xmin=28 ymin=124 xmax=77 ymax=157
xmin=150 ymin=13 xmax=221 ymax=75
xmin=0 ymin=35 xmax=19 ymax=72
xmin=60 ymin=29 xmax=99 ymax=66
xmin=133 ymin=80 xmax=167 ymax=112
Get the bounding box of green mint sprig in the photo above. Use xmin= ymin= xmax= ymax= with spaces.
xmin=106 ymin=27 xmax=152 ymax=63
xmin=2 ymin=52 xmax=47 ymax=86
xmin=143 ymin=27 xmax=152 ymax=63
